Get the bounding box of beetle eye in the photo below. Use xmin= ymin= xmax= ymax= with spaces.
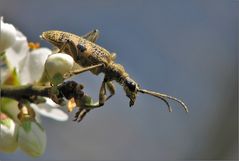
xmin=127 ymin=82 xmax=136 ymax=91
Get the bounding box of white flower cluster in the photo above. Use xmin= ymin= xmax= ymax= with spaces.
xmin=0 ymin=17 xmax=74 ymax=157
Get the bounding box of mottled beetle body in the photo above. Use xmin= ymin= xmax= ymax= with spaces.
xmin=42 ymin=30 xmax=126 ymax=78
xmin=41 ymin=29 xmax=188 ymax=118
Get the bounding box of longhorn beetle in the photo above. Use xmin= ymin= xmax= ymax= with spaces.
xmin=40 ymin=29 xmax=188 ymax=115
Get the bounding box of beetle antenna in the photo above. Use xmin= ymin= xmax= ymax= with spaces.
xmin=138 ymin=89 xmax=188 ymax=112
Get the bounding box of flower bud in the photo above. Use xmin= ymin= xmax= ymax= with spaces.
xmin=18 ymin=121 xmax=46 ymax=157
xmin=44 ymin=53 xmax=74 ymax=84
xmin=0 ymin=113 xmax=18 ymax=152
xmin=0 ymin=17 xmax=17 ymax=53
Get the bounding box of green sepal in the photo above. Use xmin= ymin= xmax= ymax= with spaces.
xmin=0 ymin=116 xmax=12 ymax=128
xmin=0 ymin=98 xmax=19 ymax=123
xmin=81 ymin=95 xmax=94 ymax=106
xmin=21 ymin=120 xmax=32 ymax=133
xmin=51 ymin=73 xmax=64 ymax=86
xmin=3 ymin=68 xmax=21 ymax=86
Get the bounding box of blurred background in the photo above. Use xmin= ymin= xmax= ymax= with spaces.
xmin=0 ymin=0 xmax=238 ymax=160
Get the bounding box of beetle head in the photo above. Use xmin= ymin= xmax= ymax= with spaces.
xmin=123 ymin=77 xmax=189 ymax=112
xmin=123 ymin=77 xmax=139 ymax=106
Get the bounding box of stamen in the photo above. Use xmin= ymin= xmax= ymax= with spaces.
xmin=67 ymin=98 xmax=76 ymax=112
xmin=28 ymin=42 xmax=40 ymax=50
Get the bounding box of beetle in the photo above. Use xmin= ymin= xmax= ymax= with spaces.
xmin=40 ymin=29 xmax=188 ymax=114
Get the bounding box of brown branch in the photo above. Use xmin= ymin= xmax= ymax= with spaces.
xmin=1 ymin=85 xmax=50 ymax=100
xmin=0 ymin=81 xmax=83 ymax=103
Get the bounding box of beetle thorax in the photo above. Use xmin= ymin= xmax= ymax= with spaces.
xmin=105 ymin=63 xmax=129 ymax=83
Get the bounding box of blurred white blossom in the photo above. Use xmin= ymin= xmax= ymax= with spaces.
xmin=0 ymin=17 xmax=17 ymax=53
xmin=20 ymin=48 xmax=52 ymax=84
xmin=1 ymin=18 xmax=68 ymax=121
xmin=18 ymin=121 xmax=46 ymax=157
xmin=0 ymin=17 xmax=70 ymax=157
xmin=31 ymin=98 xmax=68 ymax=122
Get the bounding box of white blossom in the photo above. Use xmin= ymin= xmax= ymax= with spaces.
xmin=31 ymin=98 xmax=68 ymax=121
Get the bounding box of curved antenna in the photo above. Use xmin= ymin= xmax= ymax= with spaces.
xmin=138 ymin=89 xmax=188 ymax=112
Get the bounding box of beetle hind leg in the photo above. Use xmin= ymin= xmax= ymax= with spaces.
xmin=73 ymin=108 xmax=90 ymax=123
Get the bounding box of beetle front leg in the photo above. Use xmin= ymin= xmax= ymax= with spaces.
xmin=98 ymin=78 xmax=116 ymax=106
xmin=64 ymin=64 xmax=104 ymax=79
xmin=57 ymin=39 xmax=78 ymax=59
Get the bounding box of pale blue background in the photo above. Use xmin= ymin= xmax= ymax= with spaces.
xmin=0 ymin=0 xmax=238 ymax=160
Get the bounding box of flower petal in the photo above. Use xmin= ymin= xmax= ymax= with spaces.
xmin=0 ymin=113 xmax=18 ymax=152
xmin=30 ymin=98 xmax=68 ymax=121
xmin=0 ymin=17 xmax=17 ymax=53
xmin=19 ymin=48 xmax=52 ymax=84
xmin=18 ymin=121 xmax=46 ymax=157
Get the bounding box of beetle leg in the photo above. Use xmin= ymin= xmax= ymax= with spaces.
xmin=65 ymin=39 xmax=79 ymax=59
xmin=64 ymin=64 xmax=104 ymax=79
xmin=98 ymin=78 xmax=116 ymax=105
xmin=57 ymin=39 xmax=79 ymax=60
xmin=99 ymin=77 xmax=107 ymax=106
xmin=82 ymin=29 xmax=100 ymax=43
xmin=58 ymin=40 xmax=70 ymax=52
xmin=58 ymin=41 xmax=67 ymax=53
xmin=73 ymin=108 xmax=90 ymax=123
